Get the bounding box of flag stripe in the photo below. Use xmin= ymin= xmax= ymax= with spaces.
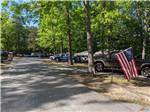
xmin=129 ymin=61 xmax=135 ymax=78
xmin=121 ymin=52 xmax=133 ymax=78
xmin=116 ymin=48 xmax=138 ymax=80
xmin=132 ymin=60 xmax=138 ymax=77
xmin=132 ymin=60 xmax=137 ymax=77
xmin=116 ymin=54 xmax=129 ymax=79
xmin=119 ymin=53 xmax=131 ymax=79
xmin=117 ymin=53 xmax=130 ymax=80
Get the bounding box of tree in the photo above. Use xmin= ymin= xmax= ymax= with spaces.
xmin=84 ymin=0 xmax=94 ymax=74
xmin=1 ymin=0 xmax=40 ymax=53
xmin=1 ymin=0 xmax=150 ymax=59
xmin=136 ymin=2 xmax=149 ymax=59
xmin=65 ymin=2 xmax=73 ymax=65
xmin=27 ymin=27 xmax=38 ymax=52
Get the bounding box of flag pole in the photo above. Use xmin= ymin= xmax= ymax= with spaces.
xmin=111 ymin=67 xmax=114 ymax=83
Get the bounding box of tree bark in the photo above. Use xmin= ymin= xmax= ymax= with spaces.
xmin=84 ymin=0 xmax=94 ymax=74
xmin=101 ymin=1 xmax=106 ymax=56
xmin=142 ymin=11 xmax=148 ymax=59
xmin=60 ymin=38 xmax=63 ymax=54
xmin=17 ymin=32 xmax=19 ymax=54
xmin=142 ymin=37 xmax=146 ymax=59
xmin=53 ymin=37 xmax=56 ymax=54
xmin=66 ymin=3 xmax=73 ymax=65
xmin=136 ymin=2 xmax=148 ymax=59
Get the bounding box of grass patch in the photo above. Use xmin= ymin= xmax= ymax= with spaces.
xmin=69 ymin=63 xmax=87 ymax=68
xmin=69 ymin=73 xmax=150 ymax=106
xmin=43 ymin=60 xmax=67 ymax=65
xmin=0 ymin=63 xmax=10 ymax=69
xmin=43 ymin=60 xmax=87 ymax=68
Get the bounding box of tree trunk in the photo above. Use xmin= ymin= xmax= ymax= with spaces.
xmin=17 ymin=33 xmax=19 ymax=54
xmin=60 ymin=38 xmax=63 ymax=54
xmin=136 ymin=2 xmax=148 ymax=59
xmin=53 ymin=37 xmax=56 ymax=54
xmin=101 ymin=1 xmax=106 ymax=56
xmin=142 ymin=11 xmax=148 ymax=59
xmin=66 ymin=4 xmax=73 ymax=65
xmin=84 ymin=0 xmax=94 ymax=74
xmin=142 ymin=37 xmax=146 ymax=59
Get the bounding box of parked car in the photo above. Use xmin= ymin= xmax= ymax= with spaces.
xmin=16 ymin=53 xmax=24 ymax=57
xmin=24 ymin=53 xmax=31 ymax=57
xmin=30 ymin=53 xmax=40 ymax=57
xmin=54 ymin=53 xmax=78 ymax=62
xmin=8 ymin=52 xmax=13 ymax=61
xmin=40 ymin=53 xmax=49 ymax=58
xmin=94 ymin=51 xmax=150 ymax=77
xmin=0 ymin=50 xmax=8 ymax=62
xmin=75 ymin=55 xmax=88 ymax=63
xmin=74 ymin=51 xmax=88 ymax=63
xmin=49 ymin=55 xmax=55 ymax=60
xmin=0 ymin=50 xmax=13 ymax=62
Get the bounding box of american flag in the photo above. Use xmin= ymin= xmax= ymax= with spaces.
xmin=116 ymin=47 xmax=138 ymax=80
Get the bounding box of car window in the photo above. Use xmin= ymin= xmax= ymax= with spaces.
xmin=61 ymin=54 xmax=64 ymax=56
xmin=111 ymin=53 xmax=117 ymax=60
xmin=106 ymin=54 xmax=109 ymax=59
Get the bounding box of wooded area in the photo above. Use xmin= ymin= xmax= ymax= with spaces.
xmin=1 ymin=1 xmax=150 ymax=60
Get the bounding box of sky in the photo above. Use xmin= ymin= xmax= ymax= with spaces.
xmin=0 ymin=0 xmax=38 ymax=27
xmin=0 ymin=0 xmax=2 ymax=11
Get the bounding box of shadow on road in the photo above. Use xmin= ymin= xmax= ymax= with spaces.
xmin=1 ymin=58 xmax=149 ymax=112
xmin=1 ymin=62 xmax=92 ymax=112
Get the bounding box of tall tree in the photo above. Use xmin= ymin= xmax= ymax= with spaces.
xmin=1 ymin=0 xmax=150 ymax=59
xmin=84 ymin=0 xmax=94 ymax=74
xmin=65 ymin=2 xmax=73 ymax=65
xmin=135 ymin=1 xmax=150 ymax=59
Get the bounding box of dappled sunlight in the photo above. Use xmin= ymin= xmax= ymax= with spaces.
xmin=1 ymin=58 xmax=93 ymax=112
xmin=1 ymin=58 xmax=149 ymax=112
xmin=53 ymin=67 xmax=74 ymax=71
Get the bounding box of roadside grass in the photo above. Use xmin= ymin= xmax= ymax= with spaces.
xmin=43 ymin=60 xmax=87 ymax=68
xmin=69 ymin=63 xmax=87 ymax=68
xmin=43 ymin=60 xmax=150 ymax=106
xmin=69 ymin=73 xmax=150 ymax=106
xmin=0 ymin=62 xmax=10 ymax=69
xmin=14 ymin=56 xmax=22 ymax=59
xmin=43 ymin=60 xmax=66 ymax=64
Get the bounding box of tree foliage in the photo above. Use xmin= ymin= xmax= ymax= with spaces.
xmin=1 ymin=1 xmax=150 ymax=59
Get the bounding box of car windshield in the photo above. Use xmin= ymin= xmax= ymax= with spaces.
xmin=94 ymin=54 xmax=107 ymax=59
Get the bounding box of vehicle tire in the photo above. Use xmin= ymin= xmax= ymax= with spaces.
xmin=141 ymin=66 xmax=150 ymax=77
xmin=56 ymin=58 xmax=59 ymax=62
xmin=95 ymin=62 xmax=104 ymax=72
xmin=72 ymin=59 xmax=76 ymax=63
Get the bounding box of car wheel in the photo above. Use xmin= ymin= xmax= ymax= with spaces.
xmin=56 ymin=58 xmax=59 ymax=62
xmin=141 ymin=66 xmax=150 ymax=77
xmin=95 ymin=63 xmax=104 ymax=72
xmin=72 ymin=59 xmax=76 ymax=63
